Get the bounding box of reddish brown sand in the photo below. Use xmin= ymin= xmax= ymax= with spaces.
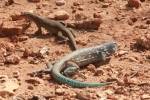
xmin=0 ymin=0 xmax=150 ymax=100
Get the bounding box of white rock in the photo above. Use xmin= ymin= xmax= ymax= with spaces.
xmin=55 ymin=0 xmax=66 ymax=6
xmin=54 ymin=10 xmax=70 ymax=20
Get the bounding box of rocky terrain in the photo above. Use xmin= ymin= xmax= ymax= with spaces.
xmin=0 ymin=0 xmax=150 ymax=100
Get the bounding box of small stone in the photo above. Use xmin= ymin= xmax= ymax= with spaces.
xmin=27 ymin=85 xmax=34 ymax=90
xmin=10 ymin=12 xmax=22 ymax=21
xmin=93 ymin=13 xmax=102 ymax=18
xmin=28 ymin=57 xmax=39 ymax=64
xmin=0 ymin=22 xmax=23 ymax=36
xmin=23 ymin=48 xmax=37 ymax=58
xmin=0 ymin=41 xmax=15 ymax=52
xmin=5 ymin=0 xmax=14 ymax=6
xmin=53 ymin=10 xmax=70 ymax=20
xmin=94 ymin=69 xmax=104 ymax=76
xmin=130 ymin=17 xmax=138 ymax=23
xmin=142 ymin=94 xmax=150 ymax=99
xmin=74 ymin=13 xmax=88 ymax=21
xmin=87 ymin=64 xmax=96 ymax=73
xmin=28 ymin=0 xmax=40 ymax=3
xmin=29 ymin=95 xmax=46 ymax=100
xmin=25 ymin=77 xmax=43 ymax=86
xmin=117 ymin=50 xmax=128 ymax=56
xmin=76 ymin=91 xmax=92 ymax=100
xmin=55 ymin=0 xmax=66 ymax=6
xmin=55 ymin=88 xmax=65 ymax=95
xmin=73 ymin=1 xmax=80 ymax=6
xmin=102 ymin=3 xmax=109 ymax=8
xmin=146 ymin=20 xmax=150 ymax=24
xmin=74 ymin=18 xmax=102 ymax=30
xmin=140 ymin=0 xmax=145 ymax=2
xmin=127 ymin=0 xmax=141 ymax=8
xmin=38 ymin=46 xmax=49 ymax=58
xmin=12 ymin=71 xmax=20 ymax=78
xmin=78 ymin=5 xmax=84 ymax=11
xmin=128 ymin=56 xmax=138 ymax=62
xmin=0 ymin=75 xmax=19 ymax=97
xmin=18 ymin=36 xmax=29 ymax=41
xmin=76 ymin=39 xmax=87 ymax=46
xmin=136 ymin=34 xmax=150 ymax=49
xmin=5 ymin=54 xmax=20 ymax=64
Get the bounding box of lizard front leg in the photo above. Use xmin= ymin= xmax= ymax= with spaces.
xmin=57 ymin=31 xmax=69 ymax=43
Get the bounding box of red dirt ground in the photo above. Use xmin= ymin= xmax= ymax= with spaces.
xmin=0 ymin=0 xmax=150 ymax=100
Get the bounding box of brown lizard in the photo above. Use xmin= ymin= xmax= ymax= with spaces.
xmin=21 ymin=12 xmax=77 ymax=50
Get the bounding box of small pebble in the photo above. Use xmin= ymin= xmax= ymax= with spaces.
xmin=93 ymin=13 xmax=102 ymax=18
xmin=25 ymin=77 xmax=43 ymax=86
xmin=55 ymin=88 xmax=65 ymax=95
xmin=55 ymin=0 xmax=66 ymax=6
xmin=53 ymin=10 xmax=70 ymax=20
xmin=28 ymin=0 xmax=40 ymax=3
xmin=5 ymin=54 xmax=20 ymax=64
xmin=127 ymin=0 xmax=141 ymax=8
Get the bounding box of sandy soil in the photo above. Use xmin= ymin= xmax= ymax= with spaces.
xmin=0 ymin=0 xmax=150 ymax=100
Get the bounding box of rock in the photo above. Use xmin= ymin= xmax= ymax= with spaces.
xmin=117 ymin=50 xmax=128 ymax=56
xmin=10 ymin=12 xmax=22 ymax=21
xmin=28 ymin=0 xmax=40 ymax=3
xmin=0 ymin=75 xmax=19 ymax=97
xmin=23 ymin=48 xmax=37 ymax=58
xmin=28 ymin=57 xmax=39 ymax=64
xmin=73 ymin=18 xmax=102 ymax=30
xmin=94 ymin=69 xmax=104 ymax=76
xmin=73 ymin=1 xmax=80 ymax=6
xmin=29 ymin=95 xmax=46 ymax=100
xmin=140 ymin=0 xmax=145 ymax=2
xmin=18 ymin=36 xmax=29 ymax=42
xmin=76 ymin=39 xmax=87 ymax=46
xmin=76 ymin=91 xmax=96 ymax=100
xmin=78 ymin=5 xmax=84 ymax=11
xmin=146 ymin=20 xmax=150 ymax=24
xmin=102 ymin=3 xmax=109 ymax=8
xmin=0 ymin=41 xmax=15 ymax=52
xmin=38 ymin=46 xmax=49 ymax=58
xmin=87 ymin=64 xmax=96 ymax=73
xmin=5 ymin=54 xmax=20 ymax=64
xmin=128 ymin=56 xmax=138 ymax=62
xmin=136 ymin=34 xmax=150 ymax=49
xmin=53 ymin=10 xmax=70 ymax=20
xmin=55 ymin=0 xmax=66 ymax=6
xmin=93 ymin=13 xmax=102 ymax=18
xmin=0 ymin=48 xmax=6 ymax=64
xmin=141 ymin=94 xmax=150 ymax=99
xmin=27 ymin=85 xmax=34 ymax=90
xmin=0 ymin=21 xmax=24 ymax=36
xmin=74 ymin=13 xmax=88 ymax=21
xmin=25 ymin=78 xmax=43 ymax=86
xmin=5 ymin=0 xmax=15 ymax=6
xmin=127 ymin=0 xmax=141 ymax=8
xmin=55 ymin=88 xmax=65 ymax=95
xmin=12 ymin=71 xmax=20 ymax=78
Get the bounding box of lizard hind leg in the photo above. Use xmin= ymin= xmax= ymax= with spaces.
xmin=34 ymin=24 xmax=42 ymax=36
xmin=62 ymin=61 xmax=79 ymax=77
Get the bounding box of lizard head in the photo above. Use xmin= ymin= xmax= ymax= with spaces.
xmin=100 ymin=41 xmax=117 ymax=56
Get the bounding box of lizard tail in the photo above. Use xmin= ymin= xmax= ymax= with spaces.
xmin=52 ymin=72 xmax=112 ymax=88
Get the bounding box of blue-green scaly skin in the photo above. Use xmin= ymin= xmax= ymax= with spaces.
xmin=51 ymin=42 xmax=117 ymax=88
